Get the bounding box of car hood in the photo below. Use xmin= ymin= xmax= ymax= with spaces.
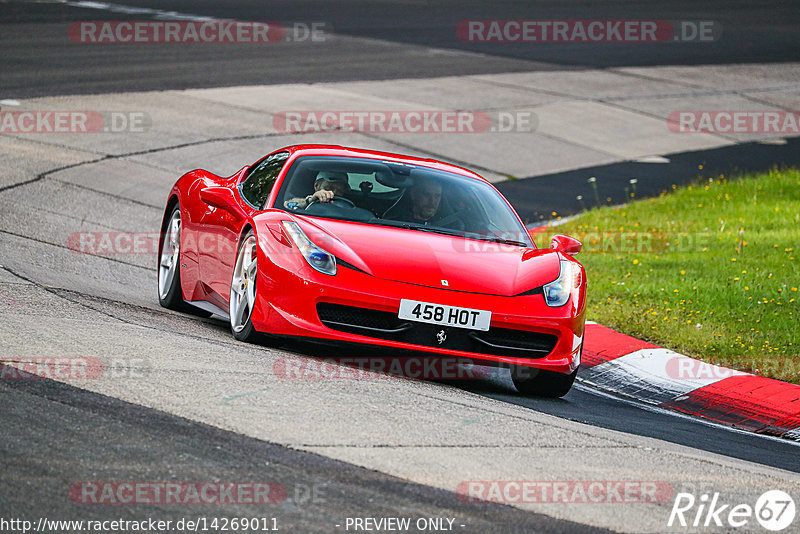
xmin=295 ymin=217 xmax=560 ymax=297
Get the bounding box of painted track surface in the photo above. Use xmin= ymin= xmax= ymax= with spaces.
xmin=3 ymin=0 xmax=800 ymax=98
xmin=1 ymin=2 xmax=800 ymax=532
xmin=1 ymin=367 xmax=607 ymax=533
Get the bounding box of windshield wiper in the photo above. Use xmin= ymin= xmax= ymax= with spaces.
xmin=372 ymin=220 xmax=422 ymax=230
xmin=477 ymin=236 xmax=529 ymax=247
xmin=411 ymin=226 xmax=465 ymax=238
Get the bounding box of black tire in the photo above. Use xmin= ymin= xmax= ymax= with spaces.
xmin=157 ymin=204 xmax=211 ymax=317
xmin=232 ymin=311 xmax=261 ymax=343
xmin=511 ymin=366 xmax=577 ymax=398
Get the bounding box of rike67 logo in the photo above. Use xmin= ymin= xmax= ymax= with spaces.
xmin=668 ymin=490 xmax=795 ymax=531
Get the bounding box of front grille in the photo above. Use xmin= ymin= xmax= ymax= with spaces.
xmin=317 ymin=303 xmax=411 ymax=334
xmin=470 ymin=328 xmax=558 ymax=355
xmin=317 ymin=303 xmax=558 ymax=359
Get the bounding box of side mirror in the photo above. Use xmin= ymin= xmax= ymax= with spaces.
xmin=550 ymin=234 xmax=582 ymax=255
xmin=199 ymin=186 xmax=247 ymax=218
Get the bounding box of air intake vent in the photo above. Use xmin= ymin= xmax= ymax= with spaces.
xmin=317 ymin=302 xmax=558 ymax=359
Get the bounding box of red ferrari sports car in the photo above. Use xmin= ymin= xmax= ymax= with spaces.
xmin=158 ymin=145 xmax=586 ymax=397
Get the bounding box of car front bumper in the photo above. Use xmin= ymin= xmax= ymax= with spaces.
xmin=251 ymin=256 xmax=585 ymax=375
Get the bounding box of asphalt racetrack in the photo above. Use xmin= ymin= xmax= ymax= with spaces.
xmin=1 ymin=1 xmax=799 ymax=533
xmin=3 ymin=0 xmax=800 ymax=97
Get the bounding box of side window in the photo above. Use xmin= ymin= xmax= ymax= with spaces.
xmin=240 ymin=151 xmax=289 ymax=208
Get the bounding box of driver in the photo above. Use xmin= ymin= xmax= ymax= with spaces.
xmin=284 ymin=171 xmax=348 ymax=210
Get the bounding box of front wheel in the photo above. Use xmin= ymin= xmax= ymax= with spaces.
xmin=229 ymin=230 xmax=279 ymax=347
xmin=511 ymin=366 xmax=577 ymax=398
xmin=158 ymin=207 xmax=183 ymax=309
xmin=230 ymin=231 xmax=262 ymax=343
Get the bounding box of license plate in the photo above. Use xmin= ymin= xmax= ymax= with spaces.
xmin=398 ymin=299 xmax=491 ymax=331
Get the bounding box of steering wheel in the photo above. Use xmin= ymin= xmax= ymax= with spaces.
xmin=307 ymin=195 xmax=356 ymax=209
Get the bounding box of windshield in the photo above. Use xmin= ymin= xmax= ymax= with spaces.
xmin=275 ymin=156 xmax=533 ymax=247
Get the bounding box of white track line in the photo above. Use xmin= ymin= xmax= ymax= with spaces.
xmin=62 ymin=1 xmax=222 ymax=21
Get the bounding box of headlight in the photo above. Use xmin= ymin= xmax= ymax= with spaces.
xmin=281 ymin=221 xmax=337 ymax=276
xmin=543 ymin=260 xmax=579 ymax=307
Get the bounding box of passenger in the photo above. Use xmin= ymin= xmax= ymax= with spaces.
xmin=389 ymin=177 xmax=443 ymax=223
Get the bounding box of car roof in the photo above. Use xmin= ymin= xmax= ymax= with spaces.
xmin=274 ymin=144 xmax=488 ymax=183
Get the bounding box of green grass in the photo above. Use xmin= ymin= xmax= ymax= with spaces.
xmin=535 ymin=168 xmax=800 ymax=383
